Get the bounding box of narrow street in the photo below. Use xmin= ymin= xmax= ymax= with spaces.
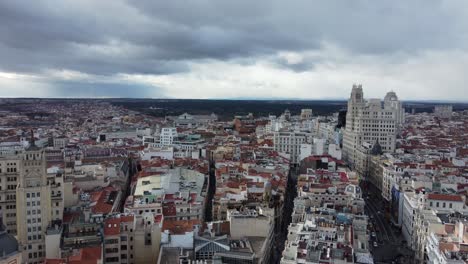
xmin=362 ymin=181 xmax=414 ymax=264
xmin=272 ymin=165 xmax=298 ymax=264
xmin=204 ymin=157 xmax=216 ymax=222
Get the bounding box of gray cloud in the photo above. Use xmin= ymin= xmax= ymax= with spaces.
xmin=1 ymin=0 xmax=465 ymax=76
xmin=0 ymin=1 xmax=468 ymax=99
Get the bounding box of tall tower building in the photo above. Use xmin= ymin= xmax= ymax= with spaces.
xmin=16 ymin=136 xmax=52 ymax=263
xmin=342 ymin=85 xmax=402 ymax=167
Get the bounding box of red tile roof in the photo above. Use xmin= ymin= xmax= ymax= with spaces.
xmin=104 ymin=218 xmax=121 ymax=236
xmin=69 ymin=246 xmax=102 ymax=264
xmin=162 ymin=219 xmax=200 ymax=235
xmin=427 ymin=193 xmax=463 ymax=202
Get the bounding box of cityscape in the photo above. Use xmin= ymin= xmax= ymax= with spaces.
xmin=0 ymin=89 xmax=466 ymax=264
xmin=1 ymin=1 xmax=468 ymax=264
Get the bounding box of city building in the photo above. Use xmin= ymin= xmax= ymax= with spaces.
xmin=273 ymin=131 xmax=312 ymax=164
xmin=0 ymin=148 xmax=21 ymax=235
xmin=300 ymin=109 xmax=313 ymax=120
xmin=342 ymin=84 xmax=403 ymax=167
xmin=16 ymin=139 xmax=54 ymax=263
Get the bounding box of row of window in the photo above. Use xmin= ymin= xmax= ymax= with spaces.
xmin=5 ymin=204 xmax=16 ymax=210
xmin=27 ymin=234 xmax=42 ymax=240
xmin=27 ymin=217 xmax=41 ymax=224
xmin=27 ymin=226 xmax=42 ymax=232
xmin=0 ymin=167 xmax=18 ymax=173
xmin=27 ymin=209 xmax=42 ymax=215
xmin=27 ymin=192 xmax=41 ymax=198
xmin=27 ymin=201 xmax=41 ymax=206
xmin=429 ymin=201 xmax=454 ymax=209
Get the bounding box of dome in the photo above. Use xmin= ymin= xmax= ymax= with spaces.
xmin=0 ymin=223 xmax=19 ymax=257
xmin=384 ymin=91 xmax=398 ymax=101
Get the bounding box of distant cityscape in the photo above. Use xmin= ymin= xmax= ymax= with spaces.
xmin=0 ymin=85 xmax=467 ymax=264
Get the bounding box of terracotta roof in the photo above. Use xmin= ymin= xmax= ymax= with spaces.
xmin=162 ymin=202 xmax=177 ymax=216
xmin=162 ymin=219 xmax=200 ymax=235
xmin=104 ymin=218 xmax=121 ymax=236
xmin=427 ymin=193 xmax=463 ymax=202
xmin=69 ymin=246 xmax=102 ymax=264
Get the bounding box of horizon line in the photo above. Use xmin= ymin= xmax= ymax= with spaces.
xmin=0 ymin=97 xmax=468 ymax=104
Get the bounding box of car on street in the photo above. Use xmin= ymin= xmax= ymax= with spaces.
xmin=373 ymin=241 xmax=378 ymax=247
xmin=371 ymin=232 xmax=376 ymax=237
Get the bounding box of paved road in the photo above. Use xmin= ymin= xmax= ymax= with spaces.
xmin=361 ymin=180 xmax=414 ymax=263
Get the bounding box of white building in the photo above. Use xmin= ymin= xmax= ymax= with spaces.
xmin=412 ymin=208 xmax=443 ymax=262
xmin=160 ymin=127 xmax=177 ymax=146
xmin=426 ymin=194 xmax=465 ymax=213
xmin=342 ymin=85 xmax=403 ymax=167
xmin=273 ymin=131 xmax=311 ymax=164
xmin=401 ymin=191 xmax=425 ymax=248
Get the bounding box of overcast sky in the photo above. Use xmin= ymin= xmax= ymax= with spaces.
xmin=1 ymin=1 xmax=467 ymax=100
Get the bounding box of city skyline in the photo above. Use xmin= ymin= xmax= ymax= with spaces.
xmin=1 ymin=1 xmax=468 ymax=100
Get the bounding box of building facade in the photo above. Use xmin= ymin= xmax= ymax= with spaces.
xmin=0 ymin=150 xmax=21 ymax=235
xmin=342 ymin=84 xmax=403 ymax=167
xmin=273 ymin=131 xmax=311 ymax=164
xmin=16 ymin=142 xmax=53 ymax=263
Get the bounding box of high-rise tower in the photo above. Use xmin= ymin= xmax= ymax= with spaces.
xmin=342 ymin=85 xmax=403 ymax=167
xmin=16 ymin=133 xmax=52 ymax=263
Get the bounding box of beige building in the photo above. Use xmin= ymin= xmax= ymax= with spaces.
xmin=0 ymin=150 xmax=21 ymax=235
xmin=300 ymin=109 xmax=313 ymax=120
xmin=16 ymin=142 xmax=53 ymax=263
xmin=103 ymin=214 xmax=160 ymax=264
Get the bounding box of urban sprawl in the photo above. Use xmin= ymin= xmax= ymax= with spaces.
xmin=0 ymin=85 xmax=467 ymax=264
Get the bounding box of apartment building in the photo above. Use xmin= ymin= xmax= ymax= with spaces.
xmin=0 ymin=149 xmax=21 ymax=235
xmin=273 ymin=131 xmax=312 ymax=164
xmin=103 ymin=214 xmax=160 ymax=264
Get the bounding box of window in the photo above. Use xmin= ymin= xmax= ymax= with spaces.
xmin=105 ymin=239 xmax=119 ymax=244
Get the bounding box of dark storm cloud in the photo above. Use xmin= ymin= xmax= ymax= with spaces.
xmin=0 ymin=0 xmax=467 ymax=77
